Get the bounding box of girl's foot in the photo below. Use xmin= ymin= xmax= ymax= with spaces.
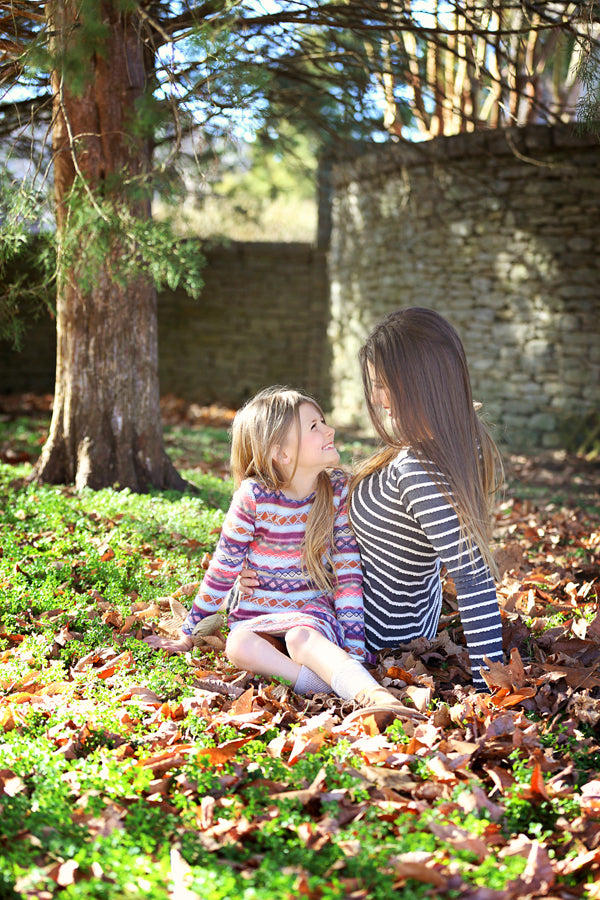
xmin=354 ymin=686 xmax=427 ymax=720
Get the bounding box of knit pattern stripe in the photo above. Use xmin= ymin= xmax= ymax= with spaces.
xmin=183 ymin=470 xmax=370 ymax=661
xmin=350 ymin=449 xmax=503 ymax=688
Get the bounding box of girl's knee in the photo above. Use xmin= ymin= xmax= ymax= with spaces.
xmin=285 ymin=626 xmax=315 ymax=661
xmin=226 ymin=628 xmax=251 ymax=667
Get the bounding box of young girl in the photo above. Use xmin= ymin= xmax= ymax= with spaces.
xmin=349 ymin=307 xmax=504 ymax=691
xmin=146 ymin=386 xmax=421 ymax=713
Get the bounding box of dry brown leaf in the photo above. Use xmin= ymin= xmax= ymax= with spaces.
xmin=402 ymin=684 xmax=433 ymax=712
xmin=404 ymin=722 xmax=440 ymax=755
xmin=512 ymin=839 xmax=555 ymax=893
xmin=48 ymin=859 xmax=80 ymax=887
xmin=37 ymin=682 xmax=75 ymax=697
xmin=483 ymin=763 xmax=515 ymax=795
xmin=455 ymin=783 xmax=505 ymax=821
xmin=482 ymin=647 xmax=527 ymax=692
xmin=494 ymin=541 xmax=527 ymax=576
xmin=198 ymin=634 xmax=226 ymax=650
xmin=95 ymin=650 xmax=135 ymax=680
xmin=231 ymin=687 xmax=254 ymax=716
xmin=119 ymin=686 xmax=162 ymax=704
xmin=385 ymin=666 xmax=415 ymax=684
xmin=579 ymin=779 xmax=600 ymax=811
xmin=195 ymin=736 xmax=257 ymax=766
xmin=356 ymin=765 xmax=419 ymax=794
xmin=389 ymin=854 xmax=447 ymax=887
xmin=428 ymin=822 xmax=488 ymax=859
xmin=540 ymin=663 xmax=600 ymax=688
xmin=0 ymin=769 xmax=25 ymax=796
xmin=271 ymin=768 xmax=328 ymax=805
xmin=71 ymin=801 xmax=128 ymax=836
xmin=169 ymin=845 xmax=198 ymax=900
xmin=0 ymin=707 xmax=16 ymax=731
xmin=138 ymin=745 xmax=194 ymax=777
xmin=72 ymin=647 xmax=119 ymax=672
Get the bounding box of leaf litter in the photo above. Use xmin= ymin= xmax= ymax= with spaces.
xmin=0 ymin=398 xmax=599 ymax=898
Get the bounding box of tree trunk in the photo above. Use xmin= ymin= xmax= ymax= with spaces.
xmin=35 ymin=0 xmax=188 ymax=492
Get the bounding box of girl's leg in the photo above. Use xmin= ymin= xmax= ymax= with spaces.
xmin=285 ymin=626 xmax=397 ymax=703
xmin=285 ymin=626 xmax=356 ymax=684
xmin=226 ymin=628 xmax=330 ymax=695
xmin=226 ymin=628 xmax=301 ymax=683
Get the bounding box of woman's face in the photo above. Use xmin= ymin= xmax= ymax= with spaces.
xmin=367 ymin=362 xmax=392 ymax=419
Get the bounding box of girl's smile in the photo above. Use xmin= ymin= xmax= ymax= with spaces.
xmin=294 ymin=402 xmax=340 ymax=469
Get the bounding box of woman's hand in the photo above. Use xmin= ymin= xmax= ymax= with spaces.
xmin=239 ymin=567 xmax=259 ymax=598
xmin=143 ymin=633 xmax=194 ymax=653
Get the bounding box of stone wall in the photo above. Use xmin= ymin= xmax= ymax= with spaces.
xmin=328 ymin=124 xmax=600 ymax=450
xmin=4 ymin=126 xmax=600 ymax=453
xmin=158 ymin=242 xmax=330 ymax=407
xmin=0 ymin=241 xmax=331 ymax=409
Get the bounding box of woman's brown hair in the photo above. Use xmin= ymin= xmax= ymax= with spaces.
xmin=230 ymin=386 xmax=338 ymax=594
xmin=352 ymin=307 xmax=503 ymax=575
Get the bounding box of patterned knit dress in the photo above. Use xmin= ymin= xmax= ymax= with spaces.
xmin=182 ymin=470 xmax=370 ymax=661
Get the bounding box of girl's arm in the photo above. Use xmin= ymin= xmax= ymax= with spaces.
xmin=181 ymin=482 xmax=256 ymax=637
xmin=331 ymin=478 xmax=374 ymax=664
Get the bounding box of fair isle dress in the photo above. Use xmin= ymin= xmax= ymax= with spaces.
xmin=349 ymin=449 xmax=503 ymax=689
xmin=182 ymin=470 xmax=370 ymax=661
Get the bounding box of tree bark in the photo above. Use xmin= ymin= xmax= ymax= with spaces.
xmin=35 ymin=0 xmax=188 ymax=492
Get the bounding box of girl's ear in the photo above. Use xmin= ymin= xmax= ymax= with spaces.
xmin=272 ymin=444 xmax=292 ymax=466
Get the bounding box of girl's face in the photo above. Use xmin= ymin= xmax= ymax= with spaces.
xmin=367 ymin=362 xmax=392 ymax=419
xmin=280 ymin=402 xmax=339 ymax=476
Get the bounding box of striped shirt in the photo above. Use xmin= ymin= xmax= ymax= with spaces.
xmin=182 ymin=470 xmax=369 ymax=660
xmin=349 ymin=449 xmax=503 ymax=689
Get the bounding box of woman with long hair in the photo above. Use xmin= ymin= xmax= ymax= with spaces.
xmin=349 ymin=307 xmax=504 ymax=690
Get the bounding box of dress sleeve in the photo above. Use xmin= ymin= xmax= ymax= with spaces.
xmin=331 ymin=476 xmax=374 ymax=664
xmin=182 ymin=481 xmax=256 ymax=635
xmin=397 ymin=461 xmax=503 ymax=690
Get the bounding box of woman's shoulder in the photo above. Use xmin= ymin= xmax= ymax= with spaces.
xmin=390 ymin=447 xmax=422 ymax=472
xmin=389 ymin=448 xmax=440 ymax=485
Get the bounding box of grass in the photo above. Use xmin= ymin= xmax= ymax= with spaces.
xmin=1 ymin=411 xmax=600 ymax=898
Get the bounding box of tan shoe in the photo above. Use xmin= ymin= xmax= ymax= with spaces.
xmin=354 ymin=686 xmax=427 ymax=721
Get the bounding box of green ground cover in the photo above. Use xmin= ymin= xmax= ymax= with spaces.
xmin=1 ymin=410 xmax=600 ymax=899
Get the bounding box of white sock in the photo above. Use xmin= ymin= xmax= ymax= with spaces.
xmin=330 ymin=659 xmax=381 ymax=701
xmin=293 ymin=665 xmax=331 ymax=695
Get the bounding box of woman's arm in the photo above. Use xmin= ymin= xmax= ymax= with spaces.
xmin=397 ymin=458 xmax=503 ymax=690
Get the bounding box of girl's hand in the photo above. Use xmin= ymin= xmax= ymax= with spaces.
xmin=144 ymin=633 xmax=194 ymax=653
xmin=239 ymin=567 xmax=259 ymax=598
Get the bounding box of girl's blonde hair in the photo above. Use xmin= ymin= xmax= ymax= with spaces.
xmin=352 ymin=307 xmax=503 ymax=576
xmin=230 ymin=386 xmax=338 ymax=594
